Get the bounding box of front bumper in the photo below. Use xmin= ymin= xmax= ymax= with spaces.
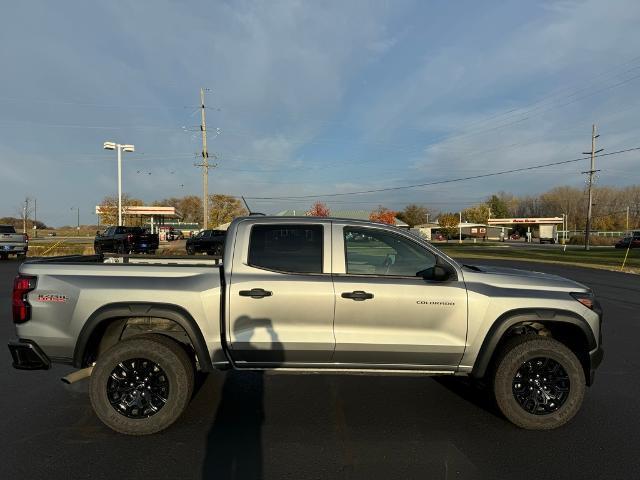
xmin=8 ymin=339 xmax=51 ymax=370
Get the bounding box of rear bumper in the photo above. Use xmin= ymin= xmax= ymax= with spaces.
xmin=8 ymin=339 xmax=51 ymax=370
xmin=0 ymin=245 xmax=27 ymax=253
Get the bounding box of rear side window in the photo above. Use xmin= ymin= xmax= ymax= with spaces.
xmin=248 ymin=224 xmax=323 ymax=274
xmin=0 ymin=226 xmax=16 ymax=234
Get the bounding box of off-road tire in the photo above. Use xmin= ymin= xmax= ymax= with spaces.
xmin=89 ymin=334 xmax=194 ymax=435
xmin=493 ymin=336 xmax=585 ymax=430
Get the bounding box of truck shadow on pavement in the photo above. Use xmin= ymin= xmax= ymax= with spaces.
xmin=201 ymin=316 xmax=283 ymax=480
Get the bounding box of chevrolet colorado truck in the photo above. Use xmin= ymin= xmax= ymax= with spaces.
xmin=8 ymin=216 xmax=603 ymax=434
xmin=0 ymin=225 xmax=28 ymax=260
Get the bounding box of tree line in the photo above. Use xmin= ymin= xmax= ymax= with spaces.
xmin=98 ymin=194 xmax=247 ymax=227
xmin=96 ymin=183 xmax=639 ymax=232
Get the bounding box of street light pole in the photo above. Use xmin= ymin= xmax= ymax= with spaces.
xmin=117 ymin=146 xmax=123 ymax=226
xmin=104 ymin=142 xmax=135 ymax=226
xmin=71 ymin=207 xmax=80 ymax=232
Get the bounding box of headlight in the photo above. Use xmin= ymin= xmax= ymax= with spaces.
xmin=571 ymin=291 xmax=594 ymax=309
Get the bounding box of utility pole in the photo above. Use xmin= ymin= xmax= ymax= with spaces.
xmin=23 ymin=198 xmax=28 ymax=234
xmin=34 ymin=198 xmax=37 ymax=238
xmin=582 ymin=124 xmax=603 ymax=251
xmin=627 ymin=205 xmax=630 ymax=231
xmin=195 ymin=88 xmax=210 ymax=230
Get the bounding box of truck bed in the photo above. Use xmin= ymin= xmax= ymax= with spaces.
xmin=25 ymin=254 xmax=222 ymax=266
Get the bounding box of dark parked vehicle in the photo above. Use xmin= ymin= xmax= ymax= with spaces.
xmin=94 ymin=226 xmax=159 ymax=255
xmin=166 ymin=228 xmax=184 ymax=241
xmin=185 ymin=229 xmax=226 ymax=256
xmin=614 ymin=233 xmax=640 ymax=249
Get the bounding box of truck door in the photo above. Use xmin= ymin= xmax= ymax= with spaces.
xmin=227 ymin=221 xmax=335 ymax=366
xmin=331 ymin=224 xmax=467 ymax=369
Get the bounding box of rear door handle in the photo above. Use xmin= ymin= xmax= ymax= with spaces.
xmin=239 ymin=288 xmax=273 ymax=299
xmin=341 ymin=290 xmax=374 ymax=301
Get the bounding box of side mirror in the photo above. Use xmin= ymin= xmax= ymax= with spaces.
xmin=419 ymin=264 xmax=454 ymax=282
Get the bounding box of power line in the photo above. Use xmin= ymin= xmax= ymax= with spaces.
xmin=245 ymin=147 xmax=640 ymax=200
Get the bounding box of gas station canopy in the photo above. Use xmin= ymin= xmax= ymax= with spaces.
xmin=488 ymin=217 xmax=563 ymax=226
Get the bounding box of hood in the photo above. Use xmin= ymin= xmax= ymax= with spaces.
xmin=460 ymin=264 xmax=590 ymax=292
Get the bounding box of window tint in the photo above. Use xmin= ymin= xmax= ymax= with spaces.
xmin=0 ymin=226 xmax=16 ymax=234
xmin=344 ymin=227 xmax=436 ymax=276
xmin=249 ymin=224 xmax=323 ymax=274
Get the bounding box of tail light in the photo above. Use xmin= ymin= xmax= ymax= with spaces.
xmin=12 ymin=275 xmax=37 ymax=323
xmin=127 ymin=233 xmax=133 ymax=242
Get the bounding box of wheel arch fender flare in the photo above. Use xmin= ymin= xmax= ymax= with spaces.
xmin=73 ymin=302 xmax=214 ymax=372
xmin=470 ymin=308 xmax=596 ymax=379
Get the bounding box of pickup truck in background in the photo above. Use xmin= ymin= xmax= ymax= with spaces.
xmin=0 ymin=225 xmax=28 ymax=260
xmin=94 ymin=226 xmax=159 ymax=255
xmin=185 ymin=229 xmax=226 ymax=256
xmin=8 ymin=216 xmax=603 ymax=435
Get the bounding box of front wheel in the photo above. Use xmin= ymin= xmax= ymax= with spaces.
xmin=186 ymin=246 xmax=195 ymax=255
xmin=493 ymin=336 xmax=585 ymax=430
xmin=89 ymin=334 xmax=194 ymax=435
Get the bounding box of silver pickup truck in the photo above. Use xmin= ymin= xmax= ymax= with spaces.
xmin=8 ymin=216 xmax=603 ymax=434
xmin=0 ymin=225 xmax=28 ymax=260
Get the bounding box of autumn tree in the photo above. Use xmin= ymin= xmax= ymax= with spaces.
xmin=438 ymin=213 xmax=459 ymax=241
xmin=397 ymin=204 xmax=430 ymax=227
xmin=98 ymin=194 xmax=144 ymax=226
xmin=486 ymin=195 xmax=509 ymax=218
xmin=306 ymin=201 xmax=331 ymax=217
xmin=369 ymin=206 xmax=397 ymax=225
xmin=462 ymin=203 xmax=491 ymax=224
xmin=154 ymin=195 xmax=202 ymax=223
xmin=208 ymin=194 xmax=248 ymax=227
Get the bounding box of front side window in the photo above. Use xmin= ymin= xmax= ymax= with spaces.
xmin=344 ymin=227 xmax=436 ymax=276
xmin=249 ymin=224 xmax=323 ymax=274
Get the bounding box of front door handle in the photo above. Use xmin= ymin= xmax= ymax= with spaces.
xmin=239 ymin=288 xmax=273 ymax=299
xmin=341 ymin=290 xmax=374 ymax=301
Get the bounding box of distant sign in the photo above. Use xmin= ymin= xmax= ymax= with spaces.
xmin=488 ymin=217 xmax=563 ymax=225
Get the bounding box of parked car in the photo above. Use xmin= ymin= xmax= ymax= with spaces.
xmin=614 ymin=234 xmax=640 ymax=249
xmin=47 ymin=232 xmax=57 ymax=237
xmin=94 ymin=226 xmax=159 ymax=255
xmin=0 ymin=225 xmax=28 ymax=260
xmin=185 ymin=229 xmax=226 ymax=256
xmin=166 ymin=228 xmax=184 ymax=241
xmin=8 ymin=216 xmax=603 ymax=434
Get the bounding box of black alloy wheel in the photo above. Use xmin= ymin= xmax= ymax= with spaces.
xmin=512 ymin=357 xmax=570 ymax=415
xmin=107 ymin=358 xmax=170 ymax=419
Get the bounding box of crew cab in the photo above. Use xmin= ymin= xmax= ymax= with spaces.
xmin=0 ymin=225 xmax=28 ymax=260
xmin=94 ymin=226 xmax=159 ymax=255
xmin=185 ymin=229 xmax=226 ymax=256
xmin=8 ymin=216 xmax=603 ymax=434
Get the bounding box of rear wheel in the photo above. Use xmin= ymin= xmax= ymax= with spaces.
xmin=89 ymin=334 xmax=194 ymax=435
xmin=117 ymin=243 xmax=128 ymax=254
xmin=493 ymin=336 xmax=585 ymax=430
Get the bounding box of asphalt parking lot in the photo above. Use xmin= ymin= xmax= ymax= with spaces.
xmin=0 ymin=258 xmax=638 ymax=479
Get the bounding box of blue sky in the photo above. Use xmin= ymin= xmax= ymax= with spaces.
xmin=1 ymin=0 xmax=640 ymax=226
